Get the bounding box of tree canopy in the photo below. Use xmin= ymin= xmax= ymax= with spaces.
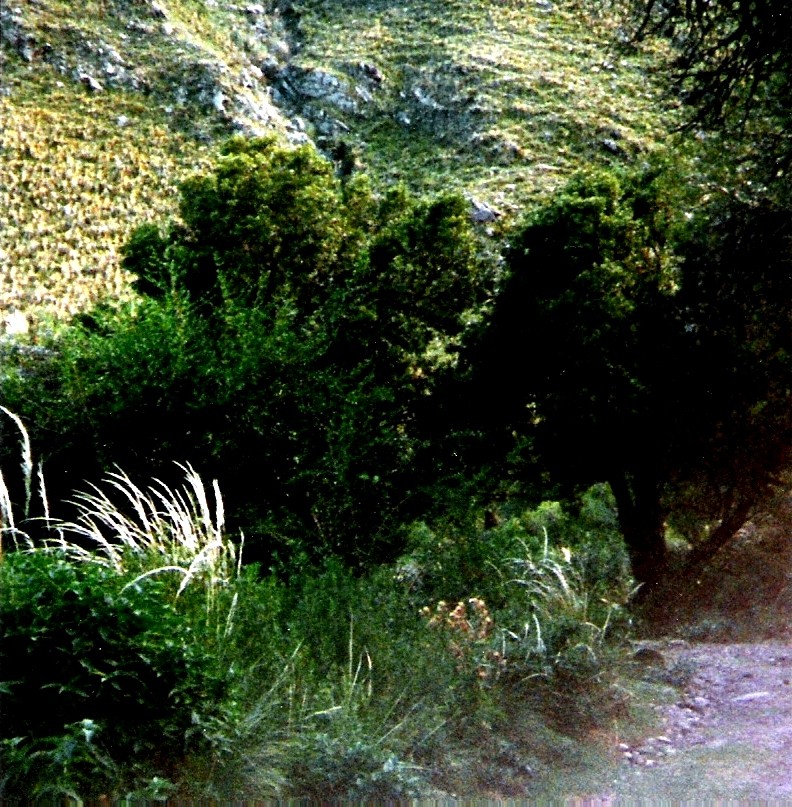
xmin=632 ymin=0 xmax=792 ymax=180
xmin=3 ymin=125 xmax=790 ymax=593
xmin=461 ymin=164 xmax=792 ymax=589
xmin=1 ymin=137 xmax=491 ymax=568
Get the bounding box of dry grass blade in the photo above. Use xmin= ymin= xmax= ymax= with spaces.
xmin=0 ymin=409 xmax=42 ymax=554
xmin=121 ymin=564 xmax=192 ymax=593
xmin=1 ymin=406 xmax=33 ymax=520
xmin=52 ymin=463 xmax=239 ymax=596
xmin=0 ymin=466 xmax=15 ymax=538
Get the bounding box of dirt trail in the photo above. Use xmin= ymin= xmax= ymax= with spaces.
xmin=582 ymin=640 xmax=792 ymax=802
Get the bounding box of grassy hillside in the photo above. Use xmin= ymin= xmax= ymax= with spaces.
xmin=0 ymin=0 xmax=677 ymax=326
xmin=290 ymin=0 xmax=676 ymax=201
xmin=0 ymin=73 xmax=213 ymax=322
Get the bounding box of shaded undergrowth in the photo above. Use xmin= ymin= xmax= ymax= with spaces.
xmin=0 ymin=413 xmax=637 ymax=800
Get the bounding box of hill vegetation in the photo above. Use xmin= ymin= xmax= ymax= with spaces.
xmin=1 ymin=0 xmax=676 ymax=323
xmin=1 ymin=0 xmax=791 ymax=800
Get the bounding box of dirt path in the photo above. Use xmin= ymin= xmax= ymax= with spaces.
xmin=581 ymin=641 xmax=792 ymax=802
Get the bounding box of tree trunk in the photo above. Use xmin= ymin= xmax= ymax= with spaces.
xmin=609 ymin=471 xmax=667 ymax=596
xmin=684 ymin=498 xmax=753 ymax=572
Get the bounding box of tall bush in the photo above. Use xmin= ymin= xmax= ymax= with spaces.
xmin=0 ymin=136 xmax=491 ymax=567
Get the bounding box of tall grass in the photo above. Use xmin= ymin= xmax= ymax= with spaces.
xmin=51 ymin=464 xmax=241 ymax=602
xmin=503 ymin=529 xmax=623 ymax=677
xmin=0 ymin=406 xmax=34 ymax=553
xmin=0 ymin=411 xmax=636 ymax=798
xmin=0 ymin=412 xmax=436 ymax=798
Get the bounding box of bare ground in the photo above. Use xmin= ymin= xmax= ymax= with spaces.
xmin=566 ymin=498 xmax=792 ymax=803
xmin=573 ymin=640 xmax=792 ymax=802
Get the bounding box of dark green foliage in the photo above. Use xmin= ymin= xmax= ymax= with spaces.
xmin=631 ymin=0 xmax=792 ymax=192
xmin=664 ymin=192 xmax=792 ymax=564
xmin=279 ymin=558 xmax=461 ymax=708
xmin=0 ymin=475 xmax=632 ymax=800
xmin=463 ymin=160 xmax=792 ymax=587
xmin=0 ymin=546 xmax=447 ymax=799
xmin=633 ymin=0 xmax=792 ymax=127
xmin=0 ymin=298 xmax=218 ymax=499
xmin=462 ymin=166 xmax=681 ymax=587
xmin=0 ymin=551 xmax=225 ymax=798
xmin=145 ymin=136 xmax=352 ymax=312
xmin=1 ymin=136 xmax=489 ymax=567
xmin=284 ymin=735 xmax=425 ymax=800
xmin=630 ymin=0 xmax=792 ymax=567
xmin=400 ymin=484 xmax=631 ymax=614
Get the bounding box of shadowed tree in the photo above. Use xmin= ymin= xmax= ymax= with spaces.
xmin=461 ymin=166 xmax=792 ymax=591
xmin=632 ymin=0 xmax=792 ymax=180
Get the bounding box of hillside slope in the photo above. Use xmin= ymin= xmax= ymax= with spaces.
xmin=0 ymin=0 xmax=677 ymax=325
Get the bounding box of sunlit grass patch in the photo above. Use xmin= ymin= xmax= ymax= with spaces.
xmin=295 ymin=0 xmax=678 ymax=208
xmin=0 ymin=71 xmax=212 ymax=322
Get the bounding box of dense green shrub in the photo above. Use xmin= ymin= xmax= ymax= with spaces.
xmin=0 ymin=447 xmax=633 ymax=800
xmin=462 ymin=166 xmax=683 ymax=585
xmin=0 ymin=135 xmax=491 ymax=568
xmin=283 ymin=734 xmax=425 ymax=800
xmin=397 ymin=484 xmax=630 ymax=608
xmin=460 ymin=156 xmax=792 ymax=591
xmin=0 ymin=550 xmax=227 ymax=799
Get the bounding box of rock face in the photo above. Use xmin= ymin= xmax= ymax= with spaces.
xmin=0 ymin=6 xmax=36 ymax=62
xmin=49 ymin=0 xmax=382 ymax=145
xmin=0 ymin=0 xmax=292 ymax=139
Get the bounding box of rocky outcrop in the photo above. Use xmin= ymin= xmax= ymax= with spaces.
xmin=0 ymin=0 xmax=292 ymax=139
xmin=0 ymin=5 xmax=37 ymax=63
xmin=267 ymin=61 xmax=391 ymax=141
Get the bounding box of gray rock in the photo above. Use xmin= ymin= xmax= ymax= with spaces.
xmin=288 ymin=68 xmax=359 ymax=113
xmin=150 ymin=1 xmax=169 ymax=19
xmin=272 ymin=40 xmax=290 ymax=60
xmin=691 ymin=696 xmax=710 ymax=710
xmin=0 ymin=7 xmax=34 ymax=59
xmin=79 ymin=73 xmax=104 ymax=92
xmin=300 ymin=69 xmax=341 ymax=98
xmin=412 ymin=85 xmax=443 ymax=110
xmin=731 ymin=691 xmax=770 ymax=703
xmin=286 ymin=130 xmax=311 ymax=145
xmin=355 ymin=85 xmax=372 ymax=104
xmin=127 ymin=19 xmax=156 ymax=35
xmin=212 ymin=90 xmax=227 ymax=112
xmin=104 ymin=45 xmax=125 ymax=64
xmin=601 ymin=137 xmax=625 ymax=156
xmin=259 ymin=56 xmax=281 ymax=79
xmin=469 ymin=198 xmax=500 ymax=223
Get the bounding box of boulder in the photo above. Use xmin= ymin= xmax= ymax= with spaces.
xmin=79 ymin=73 xmax=104 ymax=92
xmin=149 ymin=1 xmax=168 ymax=20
